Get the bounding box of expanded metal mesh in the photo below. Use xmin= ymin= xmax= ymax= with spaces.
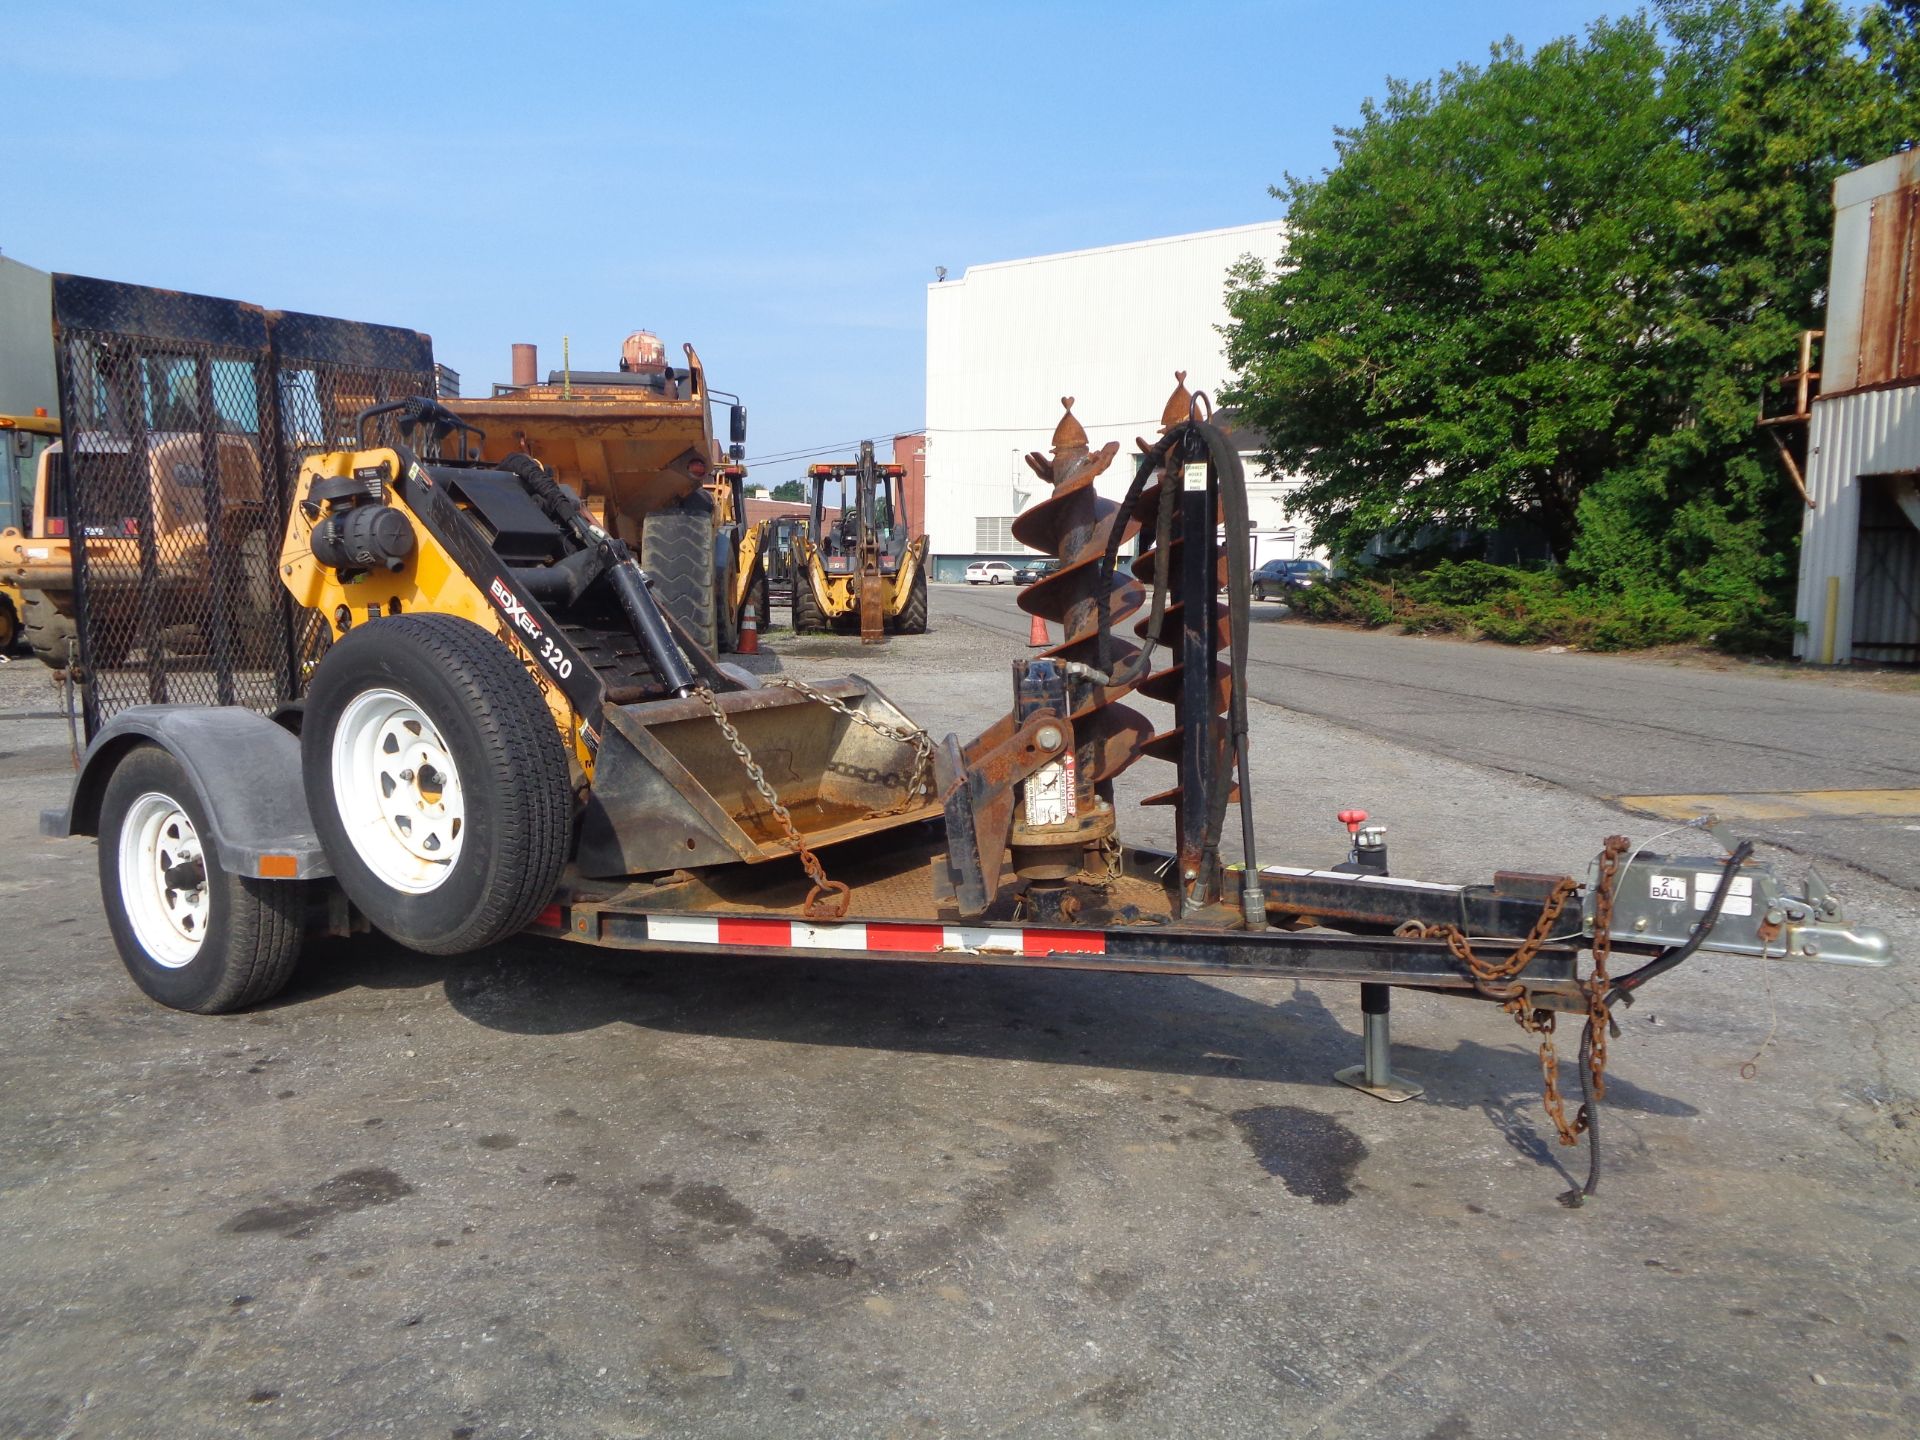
xmin=51 ymin=277 xmax=433 ymax=735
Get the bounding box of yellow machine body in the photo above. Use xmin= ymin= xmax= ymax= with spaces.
xmin=278 ymin=445 xmax=595 ymax=780
xmin=794 ymin=533 xmax=928 ymax=621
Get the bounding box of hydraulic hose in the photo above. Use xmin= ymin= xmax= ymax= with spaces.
xmin=496 ymin=453 xmax=697 ymax=697
xmin=1605 ymin=840 xmax=1756 ymax=1008
xmin=1087 ymin=415 xmax=1263 ymax=915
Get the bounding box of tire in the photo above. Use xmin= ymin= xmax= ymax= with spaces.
xmin=22 ymin=589 xmax=76 ymax=670
xmin=641 ymin=489 xmax=719 ymax=655
xmin=990 ymin=573 xmax=1003 ymax=585
xmin=98 ymin=743 xmax=304 ymax=1013
xmin=714 ymin=540 xmax=740 ymax=655
xmin=792 ymin=569 xmax=825 ymax=634
xmin=1252 ymin=582 xmax=1267 ymax=601
xmin=751 ymin=572 xmax=772 ymax=634
xmin=890 ymin=563 xmax=928 ymax=634
xmin=301 ymin=614 xmax=571 ymax=956
xmin=0 ymin=593 xmax=17 ymax=652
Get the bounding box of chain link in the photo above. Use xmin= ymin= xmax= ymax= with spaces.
xmin=691 ymin=683 xmax=850 ymax=919
xmin=1398 ymin=839 xmax=1629 ymax=1149
xmin=762 ymin=675 xmax=938 ymax=818
xmin=691 ymin=678 xmax=940 ymax=919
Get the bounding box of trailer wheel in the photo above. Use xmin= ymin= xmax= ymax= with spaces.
xmin=302 ymin=614 xmax=571 ymax=956
xmin=98 ymin=744 xmax=304 ymax=1013
xmin=642 ymin=489 xmax=719 ymax=655
xmin=890 ymin=564 xmax=928 ymax=634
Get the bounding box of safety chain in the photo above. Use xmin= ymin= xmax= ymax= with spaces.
xmin=691 ymin=683 xmax=850 ymax=919
xmin=762 ymin=675 xmax=938 ymax=818
xmin=1398 ymin=842 xmax=1628 ymax=1150
xmin=1584 ymin=835 xmax=1630 ymax=1103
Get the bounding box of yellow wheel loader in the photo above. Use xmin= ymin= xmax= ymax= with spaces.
xmin=0 ymin=410 xmax=62 ymax=659
xmin=791 ymin=440 xmax=927 ymax=642
xmin=42 ymin=278 xmax=1893 ymax=1203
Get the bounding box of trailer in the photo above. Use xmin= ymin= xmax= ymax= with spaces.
xmin=37 ymin=278 xmax=1893 ymax=1202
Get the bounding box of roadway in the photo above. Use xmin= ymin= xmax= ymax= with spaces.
xmin=936 ymin=580 xmax=1920 ymax=891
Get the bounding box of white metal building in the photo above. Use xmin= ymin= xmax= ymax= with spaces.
xmin=923 ymin=223 xmax=1303 ymax=580
xmin=1796 ymin=153 xmax=1920 ymax=664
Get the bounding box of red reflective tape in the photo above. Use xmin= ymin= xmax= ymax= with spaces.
xmin=716 ymin=916 xmax=793 ymax=947
xmin=866 ymin=922 xmax=944 ymax=953
xmin=1022 ymin=928 xmax=1106 ymax=956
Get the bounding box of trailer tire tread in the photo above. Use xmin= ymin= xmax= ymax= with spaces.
xmin=302 ymin=614 xmax=571 ymax=955
xmin=98 ymin=743 xmax=305 ymax=1013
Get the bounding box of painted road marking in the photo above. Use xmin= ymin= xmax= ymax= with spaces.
xmin=1618 ymin=789 xmax=1920 ymax=822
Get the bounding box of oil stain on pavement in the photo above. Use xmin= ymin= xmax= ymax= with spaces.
xmin=221 ymin=1167 xmax=416 ymax=1238
xmin=1230 ymin=1105 xmax=1366 ymax=1204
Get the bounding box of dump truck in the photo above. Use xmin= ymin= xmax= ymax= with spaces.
xmin=446 ymin=336 xmax=767 ymax=654
xmin=40 ymin=277 xmax=1895 ymax=1202
xmin=0 ymin=410 xmax=61 ymax=655
xmin=791 ymin=439 xmax=928 ymax=641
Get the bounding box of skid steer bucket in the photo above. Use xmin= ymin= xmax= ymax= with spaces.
xmin=573 ymin=676 xmax=936 ymax=878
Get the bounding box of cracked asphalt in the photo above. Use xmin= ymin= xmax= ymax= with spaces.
xmin=0 ymin=592 xmax=1915 ymax=1439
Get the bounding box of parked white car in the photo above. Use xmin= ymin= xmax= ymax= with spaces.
xmin=965 ymin=560 xmax=1017 ymax=585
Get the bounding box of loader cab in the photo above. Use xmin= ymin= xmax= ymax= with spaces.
xmin=808 ymin=445 xmax=909 ymax=576
xmin=0 ymin=414 xmax=60 ymax=536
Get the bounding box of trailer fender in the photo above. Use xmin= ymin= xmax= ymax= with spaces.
xmin=41 ymin=706 xmax=332 ymax=879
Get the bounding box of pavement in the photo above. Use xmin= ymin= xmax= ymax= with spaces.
xmin=0 ymin=595 xmax=1917 ymax=1440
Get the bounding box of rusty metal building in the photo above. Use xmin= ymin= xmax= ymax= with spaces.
xmin=923 ymin=224 xmax=1298 ymax=581
xmin=1796 ymin=152 xmax=1920 ymax=665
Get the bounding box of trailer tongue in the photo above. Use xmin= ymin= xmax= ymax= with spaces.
xmin=40 ymin=276 xmax=1894 ymax=1200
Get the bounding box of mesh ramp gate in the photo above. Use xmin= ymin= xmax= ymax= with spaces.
xmin=51 ymin=275 xmax=434 ymax=737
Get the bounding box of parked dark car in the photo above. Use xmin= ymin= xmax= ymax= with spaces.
xmin=1250 ymin=557 xmax=1329 ymax=600
xmin=1014 ymin=558 xmax=1061 ymax=585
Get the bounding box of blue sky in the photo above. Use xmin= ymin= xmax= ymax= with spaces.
xmin=5 ymin=0 xmax=1616 ymax=488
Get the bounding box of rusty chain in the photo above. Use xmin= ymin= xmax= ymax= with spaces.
xmin=692 ymin=683 xmax=850 ymax=919
xmin=762 ymin=675 xmax=937 ymax=818
xmin=1398 ymin=836 xmax=1630 ymax=1149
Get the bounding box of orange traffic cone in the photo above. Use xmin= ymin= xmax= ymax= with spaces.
xmin=738 ymin=601 xmax=760 ymax=655
xmin=1027 ymin=610 xmax=1049 ymax=647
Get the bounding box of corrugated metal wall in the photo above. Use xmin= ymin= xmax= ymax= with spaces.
xmin=1796 ymin=383 xmax=1920 ymax=663
xmin=923 ymin=224 xmax=1291 ymax=560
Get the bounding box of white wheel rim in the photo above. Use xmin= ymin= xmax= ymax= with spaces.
xmin=118 ymin=792 xmax=209 ymax=967
xmin=331 ymin=687 xmax=465 ymax=894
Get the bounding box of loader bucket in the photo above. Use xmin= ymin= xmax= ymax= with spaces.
xmin=573 ymin=674 xmax=937 ymax=879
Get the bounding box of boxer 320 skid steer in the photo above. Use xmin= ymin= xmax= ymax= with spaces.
xmin=43 ymin=278 xmax=1893 ymax=1199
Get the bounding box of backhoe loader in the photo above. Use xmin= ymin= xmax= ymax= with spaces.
xmin=791 ymin=440 xmax=927 ymax=641
xmin=0 ymin=410 xmax=60 ymax=655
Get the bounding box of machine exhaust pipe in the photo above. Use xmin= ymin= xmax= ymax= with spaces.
xmin=511 ymin=343 xmax=538 ymax=389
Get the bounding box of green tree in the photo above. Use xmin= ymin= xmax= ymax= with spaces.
xmin=1223 ymin=2 xmax=1915 ymax=636
xmin=1223 ymin=14 xmax=1689 ymax=560
xmin=771 ymin=478 xmax=805 ymax=502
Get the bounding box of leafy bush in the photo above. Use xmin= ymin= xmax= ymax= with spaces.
xmin=1284 ymin=557 xmax=1770 ymax=653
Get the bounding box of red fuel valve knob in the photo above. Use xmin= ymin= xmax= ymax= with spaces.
xmin=1338 ymin=808 xmax=1369 ymax=835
